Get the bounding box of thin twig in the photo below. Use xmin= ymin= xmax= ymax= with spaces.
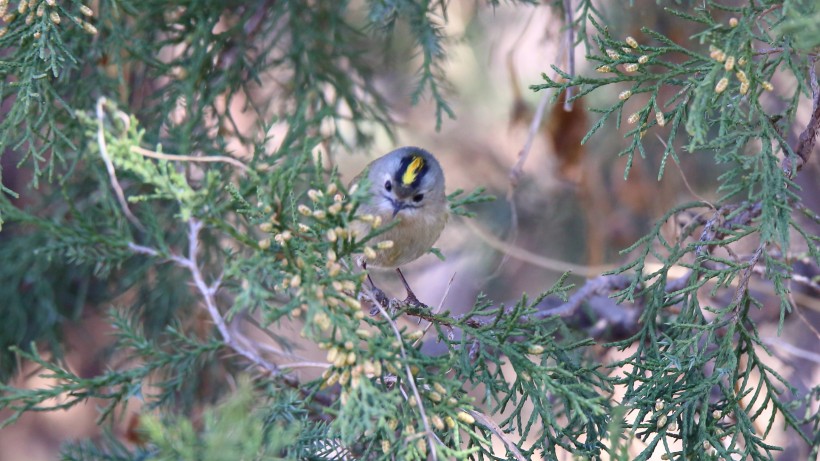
xmin=467 ymin=409 xmax=527 ymax=461
xmin=562 ymin=0 xmax=575 ymax=112
xmin=96 ymin=97 xmax=145 ymax=231
xmin=464 ymin=219 xmax=613 ymax=276
xmin=762 ymin=337 xmax=820 ymax=364
xmin=128 ymin=220 xmax=282 ymax=378
xmin=418 ymin=272 xmax=457 ymax=344
xmin=363 ymin=285 xmax=439 ymax=461
xmin=789 ymin=57 xmax=820 ymax=175
xmin=132 ymin=146 xmax=249 ymax=172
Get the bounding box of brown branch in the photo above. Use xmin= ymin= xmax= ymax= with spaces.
xmin=787 ymin=59 xmax=820 ymax=176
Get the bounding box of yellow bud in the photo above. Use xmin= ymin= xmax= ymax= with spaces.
xmin=338 ymin=369 xmax=350 ymax=386
xmin=258 ymin=238 xmax=271 ymax=250
xmin=354 ymin=310 xmax=365 ymax=320
xmin=428 ymin=391 xmax=442 ymax=402
xmin=81 ymin=20 xmax=96 ymax=34
xmin=627 ymin=113 xmax=640 ymax=124
xmin=625 ymin=36 xmax=638 ymax=48
xmin=596 ymin=65 xmax=611 ymax=73
xmin=669 ymin=421 xmax=678 ymax=431
xmin=605 ymin=48 xmax=619 ymax=60
xmin=323 ymin=371 xmax=339 ymax=387
xmin=0 ymin=0 xmax=6 ymax=17
xmin=327 ymin=262 xmax=341 ymax=277
xmin=724 ymin=56 xmax=735 ymax=71
xmin=737 ymin=56 xmax=747 ymax=66
xmin=380 ymin=439 xmax=390 ymax=454
xmin=342 ymin=280 xmax=357 ymax=292
xmin=307 ymin=189 xmax=322 ymax=202
xmin=290 ymin=307 xmax=302 ymax=318
xmin=290 ymin=274 xmax=301 ymax=288
xmin=0 ymin=26 xmax=6 ymax=38
xmin=326 ymin=228 xmax=337 ymax=242
xmin=25 ymin=12 xmax=33 ymax=24
xmin=327 ymin=202 xmax=342 ymax=215
xmin=326 ymin=346 xmax=339 ymax=363
xmin=520 ymin=371 xmax=532 ymax=381
xmin=457 ymin=411 xmax=475 ymax=425
xmin=433 ymin=382 xmax=447 ymax=395
xmin=445 ymin=416 xmax=456 ymax=429
xmin=710 ymin=49 xmax=725 ymax=62
xmin=32 ymin=30 xmax=40 ymax=38
xmin=431 ymin=415 xmax=445 ymax=430
xmin=297 ymin=204 xmax=311 ymax=216
xmin=761 ymin=81 xmax=774 ymax=91
xmin=408 ymin=395 xmax=417 ymax=407
xmin=363 ymin=246 xmax=377 ymax=260
xmin=417 ymin=438 xmax=426 ymax=455
xmin=259 ymin=222 xmax=273 ymax=232
xmin=447 ymin=397 xmax=458 ymax=405
xmin=638 ymin=55 xmax=649 ymax=64
xmin=376 ymin=240 xmax=394 ymax=249
xmin=346 ymin=351 xmax=356 ymax=365
xmin=619 ymin=90 xmax=631 ymax=100
xmin=297 ymin=223 xmax=310 ymax=233
xmin=372 ymin=216 xmax=382 ymax=228
xmin=655 ymin=110 xmax=666 ymax=127
xmin=715 ymin=77 xmax=729 ymax=93
xmin=17 ymin=0 xmax=26 ymax=14
xmin=729 ymin=17 xmax=738 ymax=27
xmin=356 ymin=329 xmax=371 ymax=339
xmin=36 ymin=2 xmax=44 ymax=17
xmin=528 ymin=345 xmax=545 ymax=354
xmin=406 ymin=330 xmax=424 ymax=341
xmin=657 ymin=414 xmax=667 ymax=427
xmin=655 ymin=400 xmax=664 ymax=411
xmin=326 ymin=183 xmax=338 ymax=195
xmin=740 ymin=81 xmax=749 ymax=95
xmin=3 ymin=13 xmax=15 ymax=23
xmin=79 ymin=5 xmax=93 ymax=16
xmin=661 ymin=454 xmax=669 ymax=460
xmin=712 ymin=410 xmax=721 ymax=419
xmin=735 ymin=70 xmax=748 ymax=84
xmin=313 ymin=209 xmax=326 ymax=220
xmin=624 ymin=63 xmax=639 ymax=73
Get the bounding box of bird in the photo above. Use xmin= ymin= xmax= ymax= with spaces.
xmin=350 ymin=146 xmax=448 ymax=306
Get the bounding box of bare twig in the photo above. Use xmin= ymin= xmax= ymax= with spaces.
xmin=535 ymin=274 xmax=633 ymax=319
xmin=467 ymin=409 xmax=527 ymax=461
xmin=128 ymin=220 xmax=281 ymax=378
xmin=464 ymin=219 xmax=614 ymax=276
xmin=762 ymin=337 xmax=820 ymax=364
xmin=96 ymin=97 xmax=145 ymax=231
xmin=562 ymin=0 xmax=575 ymax=112
xmin=731 ymin=244 xmax=765 ymax=311
xmin=363 ymin=286 xmax=439 ymax=460
xmin=788 ymin=58 xmax=820 ymax=175
xmin=132 ymin=146 xmax=249 ymax=173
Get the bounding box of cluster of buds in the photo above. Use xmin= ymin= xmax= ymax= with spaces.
xmin=320 ymin=340 xmax=387 ymax=392
xmin=709 ymin=45 xmax=773 ymax=96
xmin=598 ymin=36 xmax=651 ymax=74
xmin=652 ymin=399 xmax=678 ymax=432
xmin=3 ymin=0 xmax=97 ymax=37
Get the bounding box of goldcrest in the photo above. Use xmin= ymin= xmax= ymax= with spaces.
xmin=351 ymin=146 xmax=448 ymax=270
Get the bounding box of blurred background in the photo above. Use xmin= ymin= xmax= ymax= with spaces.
xmin=1 ymin=0 xmax=817 ymax=459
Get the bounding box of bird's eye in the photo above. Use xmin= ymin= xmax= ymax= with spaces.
xmin=384 ymin=180 xmax=392 ymax=192
xmin=412 ymin=193 xmax=424 ymax=203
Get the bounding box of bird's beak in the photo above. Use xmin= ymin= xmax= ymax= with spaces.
xmin=391 ymin=200 xmax=402 ymax=218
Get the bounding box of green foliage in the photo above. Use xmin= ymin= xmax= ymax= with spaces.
xmin=0 ymin=1 xmax=817 ymax=460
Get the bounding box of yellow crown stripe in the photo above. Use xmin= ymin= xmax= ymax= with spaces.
xmin=401 ymin=155 xmax=425 ymax=185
